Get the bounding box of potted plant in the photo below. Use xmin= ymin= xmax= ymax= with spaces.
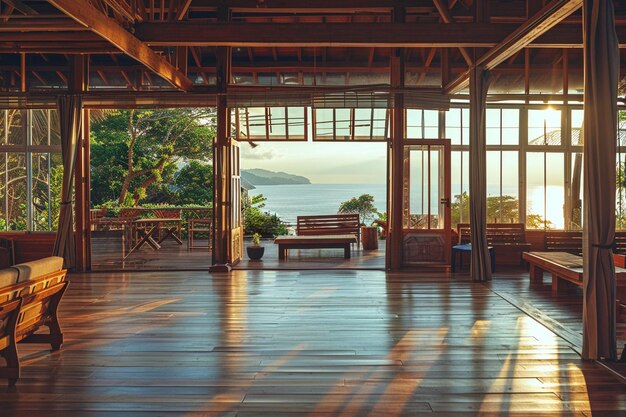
xmin=247 ymin=233 xmax=265 ymax=261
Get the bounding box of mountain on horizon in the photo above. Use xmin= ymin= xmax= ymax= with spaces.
xmin=242 ymin=168 xmax=311 ymax=186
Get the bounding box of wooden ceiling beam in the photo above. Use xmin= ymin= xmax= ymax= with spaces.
xmin=432 ymin=0 xmax=472 ymax=66
xmin=445 ymin=0 xmax=582 ymax=93
xmin=0 ymin=18 xmax=87 ymax=31
xmin=190 ymin=0 xmax=397 ymax=13
xmin=48 ymin=0 xmax=193 ymax=90
xmin=1 ymin=5 xmax=15 ymax=23
xmin=135 ymin=21 xmax=624 ymax=48
xmin=136 ymin=22 xmax=506 ymax=47
xmin=176 ymin=0 xmax=193 ymax=20
xmin=3 ymin=0 xmax=38 ymax=15
xmin=0 ymin=32 xmax=107 ymax=42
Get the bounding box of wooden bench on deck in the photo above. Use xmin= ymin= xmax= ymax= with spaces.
xmin=545 ymin=230 xmax=626 ymax=256
xmin=297 ymin=214 xmax=361 ymax=246
xmin=274 ymin=235 xmax=357 ymax=259
xmin=457 ymin=223 xmax=531 ymax=265
xmin=522 ymin=251 xmax=626 ymax=302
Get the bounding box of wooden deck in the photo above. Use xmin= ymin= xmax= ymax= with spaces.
xmin=4 ymin=269 xmax=626 ymax=416
xmin=91 ymin=233 xmax=386 ymax=271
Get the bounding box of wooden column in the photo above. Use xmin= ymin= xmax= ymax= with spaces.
xmin=387 ymin=6 xmax=405 ymax=271
xmin=70 ymin=55 xmax=89 ymax=272
xmin=211 ymin=95 xmax=231 ymax=271
xmin=210 ymin=5 xmax=233 ymax=272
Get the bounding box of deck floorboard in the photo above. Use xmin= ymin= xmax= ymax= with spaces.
xmin=4 ymin=269 xmax=626 ymax=416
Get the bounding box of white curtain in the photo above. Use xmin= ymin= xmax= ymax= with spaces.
xmin=469 ymin=65 xmax=492 ymax=282
xmin=53 ymin=95 xmax=82 ymax=269
xmin=582 ymin=0 xmax=618 ymax=360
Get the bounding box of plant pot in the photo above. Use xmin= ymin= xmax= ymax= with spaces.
xmin=247 ymin=245 xmax=265 ymax=261
xmin=361 ymin=226 xmax=379 ymax=250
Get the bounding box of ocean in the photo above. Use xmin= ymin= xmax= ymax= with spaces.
xmin=249 ymin=184 xmax=387 ymax=225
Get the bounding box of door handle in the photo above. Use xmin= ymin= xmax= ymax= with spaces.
xmin=440 ymin=198 xmax=450 ymax=208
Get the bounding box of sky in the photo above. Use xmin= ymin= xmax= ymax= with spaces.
xmin=240 ymin=141 xmax=387 ymax=184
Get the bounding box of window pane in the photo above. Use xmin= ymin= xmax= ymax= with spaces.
xmin=451 ymin=150 xmax=469 ymax=227
xmin=287 ymin=107 xmax=306 ymax=139
xmin=315 ymin=108 xmax=334 ymax=140
xmin=618 ymin=153 xmax=626 ymax=229
xmin=527 ymin=152 xmax=564 ymax=229
xmin=7 ymin=110 xmax=24 ymax=146
xmin=528 ymin=109 xmax=561 ymax=146
xmin=406 ymin=109 xmax=422 ymax=139
xmin=32 ymin=109 xmax=49 ymax=146
xmin=267 ymin=107 xmax=286 ymax=138
xmin=571 ymin=109 xmax=584 ymax=146
xmin=424 ymin=110 xmax=439 ymax=138
xmin=335 ymin=109 xmax=351 ymax=140
xmin=50 ymin=109 xmax=61 ymax=146
xmin=570 ymin=152 xmax=583 ymax=230
xmin=32 ymin=152 xmax=62 ymax=231
xmin=6 ymin=152 xmax=27 ymax=230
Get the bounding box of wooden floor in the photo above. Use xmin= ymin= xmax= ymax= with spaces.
xmin=4 ymin=269 xmax=626 ymax=416
xmin=91 ymin=233 xmax=386 ymax=271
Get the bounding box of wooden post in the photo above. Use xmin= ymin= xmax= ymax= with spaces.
xmin=211 ymin=96 xmax=231 ymax=271
xmin=210 ymin=4 xmax=233 ymax=272
xmin=388 ymin=6 xmax=405 ymax=271
xmin=70 ymin=55 xmax=89 ymax=272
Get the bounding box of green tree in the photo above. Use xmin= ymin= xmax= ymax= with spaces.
xmin=451 ymin=192 xmax=550 ymax=229
xmin=243 ymin=194 xmax=288 ymax=237
xmin=90 ymin=108 xmax=216 ymax=206
xmin=174 ymin=161 xmax=214 ymax=205
xmin=338 ymin=194 xmax=379 ymax=225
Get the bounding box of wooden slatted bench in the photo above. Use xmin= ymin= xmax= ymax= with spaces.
xmin=544 ymin=231 xmax=583 ymax=255
xmin=0 ymin=256 xmax=68 ymax=387
xmin=522 ymin=251 xmax=626 ymax=301
xmin=545 ymin=230 xmax=626 ymax=256
xmin=297 ymin=214 xmax=361 ymax=246
xmin=457 ymin=223 xmax=531 ymax=265
xmin=274 ymin=235 xmax=357 ymax=259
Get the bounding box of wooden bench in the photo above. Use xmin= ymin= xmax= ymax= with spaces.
xmin=545 ymin=230 xmax=626 ymax=256
xmin=0 ymin=233 xmax=56 ymax=265
xmin=274 ymin=235 xmax=357 ymax=259
xmin=457 ymin=223 xmax=531 ymax=265
xmin=544 ymin=231 xmax=583 ymax=255
xmin=0 ymin=256 xmax=68 ymax=387
xmin=522 ymin=251 xmax=626 ymax=301
xmin=297 ymin=214 xmax=361 ymax=246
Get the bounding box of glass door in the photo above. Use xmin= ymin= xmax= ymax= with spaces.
xmin=402 ymin=140 xmax=451 ymax=267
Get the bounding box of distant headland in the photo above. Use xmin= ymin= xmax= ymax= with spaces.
xmin=242 ymin=169 xmax=311 ymax=186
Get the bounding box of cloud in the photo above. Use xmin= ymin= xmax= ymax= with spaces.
xmin=241 ymin=146 xmax=282 ymax=160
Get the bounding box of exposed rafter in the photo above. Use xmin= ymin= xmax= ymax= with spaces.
xmin=445 ymin=0 xmax=583 ymax=93
xmin=134 ymin=21 xmax=624 ymax=49
xmin=432 ymin=0 xmax=473 ymax=66
xmin=47 ymin=0 xmax=193 ymax=90
xmin=3 ymin=0 xmax=38 ymax=15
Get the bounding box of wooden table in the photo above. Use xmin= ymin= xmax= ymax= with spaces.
xmin=274 ymin=234 xmax=357 ymax=259
xmin=523 ymin=251 xmax=626 ymax=296
xmin=124 ymin=218 xmax=182 ymax=259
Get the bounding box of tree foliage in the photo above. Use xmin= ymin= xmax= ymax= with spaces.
xmin=338 ymin=194 xmax=379 ymax=225
xmin=90 ymin=108 xmax=215 ymax=206
xmin=451 ymin=192 xmax=550 ymax=229
xmin=243 ymin=194 xmax=288 ymax=237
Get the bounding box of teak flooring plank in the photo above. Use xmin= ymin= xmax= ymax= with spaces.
xmin=1 ymin=269 xmax=625 ymax=417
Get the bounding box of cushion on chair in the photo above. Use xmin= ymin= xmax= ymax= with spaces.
xmin=13 ymin=256 xmax=64 ymax=283
xmin=0 ymin=268 xmax=19 ymax=288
